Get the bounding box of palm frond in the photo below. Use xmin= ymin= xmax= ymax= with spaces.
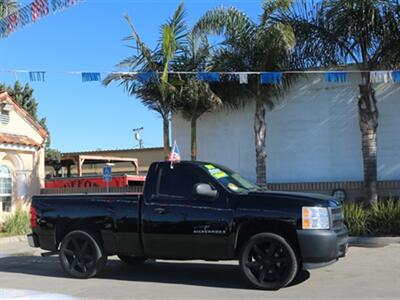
xmin=279 ymin=0 xmax=400 ymax=70
xmin=0 ymin=0 xmax=17 ymax=19
xmin=124 ymin=14 xmax=158 ymax=72
xmin=166 ymin=2 xmax=187 ymax=49
xmin=261 ymin=0 xmax=293 ymax=25
xmin=193 ymin=6 xmax=256 ymax=46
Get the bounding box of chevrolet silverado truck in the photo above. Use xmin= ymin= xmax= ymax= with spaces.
xmin=28 ymin=161 xmax=348 ymax=290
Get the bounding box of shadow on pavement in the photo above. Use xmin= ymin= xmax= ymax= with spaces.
xmin=0 ymin=255 xmax=310 ymax=290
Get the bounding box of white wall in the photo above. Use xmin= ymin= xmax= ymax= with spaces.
xmin=376 ymin=82 xmax=400 ymax=180
xmin=172 ymin=74 xmax=400 ymax=183
xmin=173 ymin=102 xmax=256 ymax=181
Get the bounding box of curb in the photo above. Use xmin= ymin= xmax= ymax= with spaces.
xmin=0 ymin=235 xmax=26 ymax=245
xmin=349 ymin=236 xmax=400 ymax=246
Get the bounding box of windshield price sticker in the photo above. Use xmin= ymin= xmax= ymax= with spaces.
xmin=204 ymin=165 xmax=228 ymax=179
xmin=213 ymin=171 xmax=228 ymax=179
xmin=228 ymin=183 xmax=239 ymax=191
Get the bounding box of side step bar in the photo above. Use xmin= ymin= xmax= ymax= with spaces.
xmin=41 ymin=251 xmax=59 ymax=257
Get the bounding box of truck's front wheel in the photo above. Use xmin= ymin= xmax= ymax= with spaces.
xmin=59 ymin=230 xmax=107 ymax=279
xmin=239 ymin=232 xmax=298 ymax=290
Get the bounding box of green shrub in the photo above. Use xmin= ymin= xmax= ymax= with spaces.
xmin=368 ymin=198 xmax=400 ymax=236
xmin=343 ymin=202 xmax=370 ymax=236
xmin=3 ymin=210 xmax=31 ymax=236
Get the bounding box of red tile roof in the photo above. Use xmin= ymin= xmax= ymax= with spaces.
xmin=0 ymin=133 xmax=41 ymax=148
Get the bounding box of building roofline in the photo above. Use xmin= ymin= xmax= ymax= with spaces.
xmin=0 ymin=133 xmax=41 ymax=148
xmin=0 ymin=92 xmax=48 ymax=140
xmin=62 ymin=146 xmax=164 ymax=156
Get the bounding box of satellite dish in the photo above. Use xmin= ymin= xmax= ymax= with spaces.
xmin=133 ymin=127 xmax=144 ymax=148
xmin=135 ymin=132 xmax=141 ymax=141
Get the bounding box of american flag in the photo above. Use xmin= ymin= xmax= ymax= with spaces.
xmin=169 ymin=141 xmax=181 ymax=165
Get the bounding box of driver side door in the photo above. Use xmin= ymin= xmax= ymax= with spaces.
xmin=142 ymin=164 xmax=233 ymax=259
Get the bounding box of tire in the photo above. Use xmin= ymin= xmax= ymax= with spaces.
xmin=117 ymin=255 xmax=147 ymax=265
xmin=239 ymin=232 xmax=298 ymax=290
xmin=59 ymin=230 xmax=107 ymax=279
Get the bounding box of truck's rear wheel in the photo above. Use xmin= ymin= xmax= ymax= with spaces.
xmin=59 ymin=230 xmax=107 ymax=279
xmin=117 ymin=255 xmax=147 ymax=265
xmin=239 ymin=232 xmax=298 ymax=290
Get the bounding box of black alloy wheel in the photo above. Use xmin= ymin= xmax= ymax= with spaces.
xmin=239 ymin=232 xmax=298 ymax=290
xmin=59 ymin=230 xmax=107 ymax=279
xmin=117 ymin=255 xmax=147 ymax=265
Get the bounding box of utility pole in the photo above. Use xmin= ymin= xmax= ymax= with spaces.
xmin=133 ymin=127 xmax=144 ymax=149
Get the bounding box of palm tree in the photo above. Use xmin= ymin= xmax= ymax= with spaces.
xmin=177 ymin=79 xmax=222 ymax=161
xmin=104 ymin=3 xmax=187 ymax=160
xmin=174 ymin=31 xmax=222 ymax=160
xmin=0 ymin=0 xmax=17 ymax=19
xmin=194 ymin=0 xmax=296 ymax=186
xmin=281 ymin=0 xmax=400 ymax=205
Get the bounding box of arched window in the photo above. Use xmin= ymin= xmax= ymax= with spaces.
xmin=0 ymin=165 xmax=12 ymax=212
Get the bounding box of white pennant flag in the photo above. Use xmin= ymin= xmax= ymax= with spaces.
xmin=370 ymin=71 xmax=392 ymax=83
xmin=239 ymin=73 xmax=248 ymax=84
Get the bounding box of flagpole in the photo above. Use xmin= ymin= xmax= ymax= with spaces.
xmin=170 ymin=140 xmax=176 ymax=169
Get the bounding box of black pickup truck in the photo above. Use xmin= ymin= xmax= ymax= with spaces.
xmin=28 ymin=161 xmax=348 ymax=290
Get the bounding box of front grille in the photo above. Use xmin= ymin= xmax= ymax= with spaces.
xmin=330 ymin=206 xmax=344 ymax=230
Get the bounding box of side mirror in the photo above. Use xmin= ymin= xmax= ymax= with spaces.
xmin=194 ymin=183 xmax=218 ymax=199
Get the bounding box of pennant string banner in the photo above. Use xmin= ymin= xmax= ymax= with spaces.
xmin=325 ymin=71 xmax=348 ymax=83
xmin=219 ymin=73 xmax=248 ymax=84
xmin=29 ymin=71 xmax=46 ymax=82
xmin=391 ymin=71 xmax=400 ymax=83
xmin=1 ymin=69 xmax=400 ymax=85
xmin=0 ymin=0 xmax=81 ymax=39
xmin=239 ymin=73 xmax=248 ymax=84
xmin=136 ymin=72 xmax=159 ymax=84
xmin=81 ymin=72 xmax=101 ymax=82
xmin=260 ymin=72 xmax=283 ymax=85
xmin=197 ymin=72 xmax=220 ymax=82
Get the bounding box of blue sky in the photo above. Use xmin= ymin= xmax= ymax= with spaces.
xmin=1 ymin=0 xmax=262 ymax=152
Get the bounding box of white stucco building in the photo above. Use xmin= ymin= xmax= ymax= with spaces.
xmin=172 ymin=74 xmax=400 ymax=199
xmin=0 ymin=92 xmax=47 ymax=222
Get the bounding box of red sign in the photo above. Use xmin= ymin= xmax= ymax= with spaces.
xmin=45 ymin=175 xmax=145 ymax=189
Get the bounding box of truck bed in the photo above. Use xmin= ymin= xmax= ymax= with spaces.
xmin=31 ymin=193 xmax=144 ymax=256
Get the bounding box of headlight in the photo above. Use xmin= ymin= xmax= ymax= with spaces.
xmin=302 ymin=207 xmax=330 ymax=229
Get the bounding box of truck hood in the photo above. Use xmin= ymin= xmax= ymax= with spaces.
xmin=243 ymin=190 xmax=340 ymax=208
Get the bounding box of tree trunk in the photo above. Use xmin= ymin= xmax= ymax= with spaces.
xmin=163 ymin=114 xmax=171 ymax=160
xmin=358 ymin=74 xmax=379 ymax=206
xmin=254 ymin=100 xmax=267 ymax=187
xmin=190 ymin=117 xmax=197 ymax=161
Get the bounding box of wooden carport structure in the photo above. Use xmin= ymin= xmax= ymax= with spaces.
xmin=59 ymin=155 xmax=140 ymax=177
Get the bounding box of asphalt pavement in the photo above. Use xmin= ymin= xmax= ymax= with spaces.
xmin=0 ymin=239 xmax=399 ymax=299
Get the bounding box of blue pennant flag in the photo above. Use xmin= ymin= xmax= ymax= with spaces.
xmin=325 ymin=72 xmax=348 ymax=83
xmin=29 ymin=71 xmax=46 ymax=82
xmin=51 ymin=0 xmax=77 ymax=12
xmin=197 ymin=72 xmax=220 ymax=82
xmin=19 ymin=6 xmax=32 ymax=27
xmin=136 ymin=72 xmax=159 ymax=84
xmin=260 ymin=72 xmax=282 ymax=85
xmin=82 ymin=72 xmax=101 ymax=82
xmin=221 ymin=73 xmax=238 ymax=82
xmin=0 ymin=20 xmax=7 ymax=38
xmin=392 ymin=71 xmax=400 ymax=83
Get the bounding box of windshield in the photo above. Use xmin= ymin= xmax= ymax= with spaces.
xmin=200 ymin=163 xmax=261 ymax=193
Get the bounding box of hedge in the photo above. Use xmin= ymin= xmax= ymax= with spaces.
xmin=343 ymin=198 xmax=400 ymax=236
xmin=1 ymin=210 xmax=31 ymax=236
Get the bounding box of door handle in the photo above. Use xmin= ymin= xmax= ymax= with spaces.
xmin=154 ymin=207 xmax=167 ymax=214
